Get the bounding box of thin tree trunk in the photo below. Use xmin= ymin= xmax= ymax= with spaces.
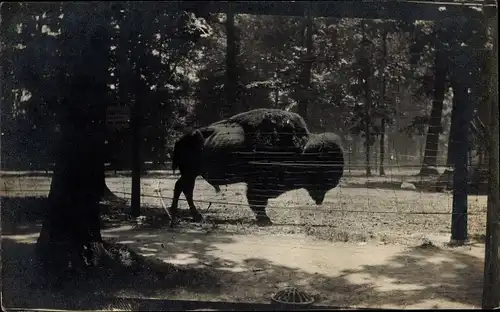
xmin=482 ymin=9 xmax=499 ymax=307
xmin=362 ymin=20 xmax=372 ymax=177
xmin=446 ymin=96 xmax=458 ymax=167
xmin=225 ymin=3 xmax=237 ymax=118
xmin=394 ymin=88 xmax=401 ymax=166
xmin=475 ymin=44 xmax=492 ymax=172
xmin=420 ymin=48 xmax=447 ymax=176
xmin=351 ymin=138 xmax=357 ymax=173
xmin=379 ymin=119 xmax=386 ymax=176
xmin=298 ymin=3 xmax=313 ymax=123
xmin=379 ymin=30 xmax=387 ymax=176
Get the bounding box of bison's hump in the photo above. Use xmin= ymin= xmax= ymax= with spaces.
xmin=203 ymin=123 xmax=246 ymax=149
xmin=210 ymin=109 xmax=310 ymax=151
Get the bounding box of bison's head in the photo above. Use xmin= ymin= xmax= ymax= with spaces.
xmin=302 ymin=133 xmax=345 ymax=205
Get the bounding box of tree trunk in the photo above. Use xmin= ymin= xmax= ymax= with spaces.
xmin=225 ymin=3 xmax=238 ymax=118
xmin=379 ymin=30 xmax=387 ymax=176
xmin=394 ymin=89 xmax=401 ymax=166
xmin=475 ymin=47 xmax=492 ymax=172
xmin=362 ymin=21 xmax=372 ymax=177
xmin=482 ymin=10 xmax=500 ymax=307
xmin=446 ymin=95 xmax=459 ymax=167
xmin=420 ymin=48 xmax=447 ymax=176
xmin=449 ymin=62 xmax=475 ymax=244
xmin=379 ymin=119 xmax=386 ymax=176
xmin=350 ymin=138 xmax=357 ymax=173
xmin=36 ymin=20 xmax=112 ymax=270
xmin=36 ymin=120 xmax=110 ymax=271
xmin=297 ymin=4 xmax=314 ymax=123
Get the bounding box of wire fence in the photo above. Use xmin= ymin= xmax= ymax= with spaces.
xmin=1 ymin=162 xmax=488 ymax=218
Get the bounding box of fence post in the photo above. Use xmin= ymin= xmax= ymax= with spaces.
xmin=482 ymin=4 xmax=499 ymax=308
xmin=130 ymin=4 xmax=142 ymax=218
xmin=449 ymin=45 xmax=475 ymax=244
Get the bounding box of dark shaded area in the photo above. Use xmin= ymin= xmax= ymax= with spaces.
xmin=1 ymin=197 xmax=47 ymax=235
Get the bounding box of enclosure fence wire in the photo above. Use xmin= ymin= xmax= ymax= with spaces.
xmin=1 ymin=162 xmax=487 ymax=217
xmin=108 ymin=189 xmax=484 ymax=216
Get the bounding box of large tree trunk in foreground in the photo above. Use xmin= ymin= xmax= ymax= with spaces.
xmin=36 ymin=121 xmax=110 ymax=270
xmin=420 ymin=49 xmax=447 ymax=176
xmin=35 ymin=6 xmax=114 ymax=272
xmin=98 ymin=155 xmax=121 ymax=202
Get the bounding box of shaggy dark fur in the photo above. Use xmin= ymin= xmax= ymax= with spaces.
xmin=169 ymin=109 xmax=344 ymax=226
xmin=212 ymin=108 xmax=310 ymax=152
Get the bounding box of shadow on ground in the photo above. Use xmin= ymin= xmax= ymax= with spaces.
xmin=2 ymin=232 xmax=484 ymax=310
xmin=1 ymin=196 xmax=137 ymax=235
xmin=1 ymin=197 xmax=47 ymax=235
xmin=2 ymin=195 xmax=485 ymax=310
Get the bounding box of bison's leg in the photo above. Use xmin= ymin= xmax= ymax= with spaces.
xmin=169 ymin=177 xmax=185 ymax=227
xmin=182 ymin=176 xmax=203 ymax=223
xmin=170 ymin=175 xmax=203 ymax=226
xmin=246 ymin=185 xmax=272 ymax=226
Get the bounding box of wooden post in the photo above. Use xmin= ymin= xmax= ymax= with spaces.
xmin=449 ymin=46 xmax=475 ymax=244
xmin=130 ymin=3 xmax=142 ymax=218
xmin=482 ymin=4 xmax=499 ymax=308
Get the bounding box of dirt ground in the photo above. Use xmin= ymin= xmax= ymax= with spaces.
xmin=2 ymin=172 xmax=487 ymax=244
xmin=1 ymin=171 xmax=489 ymax=310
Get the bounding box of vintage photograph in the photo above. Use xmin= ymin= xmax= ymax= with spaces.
xmin=1 ymin=1 xmax=499 ymax=310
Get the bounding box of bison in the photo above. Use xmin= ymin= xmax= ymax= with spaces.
xmin=170 ymin=109 xmax=344 ymax=226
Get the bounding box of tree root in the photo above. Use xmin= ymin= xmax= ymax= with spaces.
xmin=101 ymin=184 xmax=127 ymax=204
xmin=35 ymin=239 xmax=147 ymax=284
xmin=33 ymin=239 xmax=154 ymax=291
xmin=35 ymin=239 xmax=131 ymax=274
